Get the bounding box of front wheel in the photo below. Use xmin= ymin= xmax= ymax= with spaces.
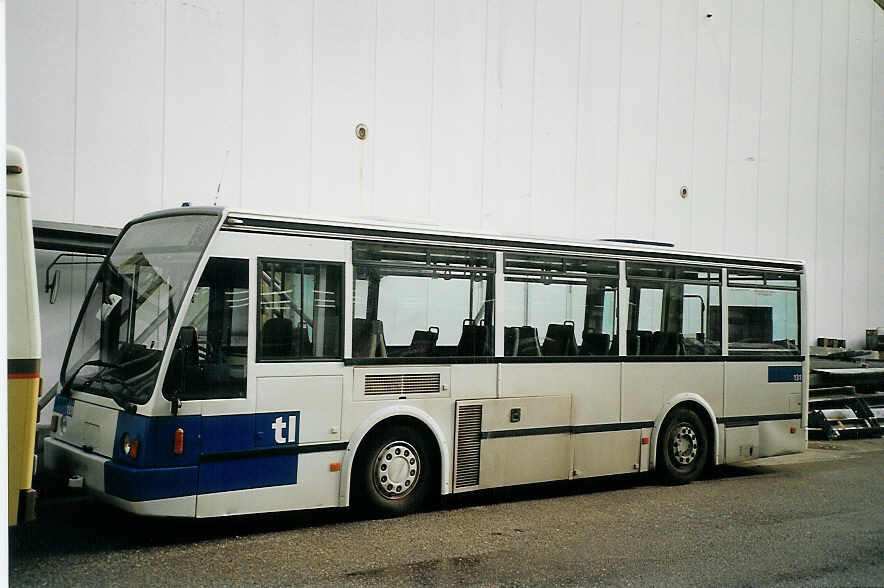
xmin=353 ymin=425 xmax=435 ymax=517
xmin=657 ymin=408 xmax=709 ymax=484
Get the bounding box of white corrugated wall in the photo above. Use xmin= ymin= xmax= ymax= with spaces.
xmin=7 ymin=0 xmax=884 ymax=346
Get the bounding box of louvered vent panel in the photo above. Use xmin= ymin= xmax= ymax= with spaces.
xmin=364 ymin=373 xmax=441 ymax=395
xmin=454 ymin=404 xmax=482 ymax=488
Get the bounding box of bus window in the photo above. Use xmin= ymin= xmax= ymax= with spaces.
xmin=258 ymin=260 xmax=343 ymax=361
xmin=165 ymin=257 xmax=249 ymax=400
xmin=503 ymin=254 xmax=618 ymax=357
xmin=626 ymin=264 xmax=721 ymax=356
xmin=353 ymin=243 xmax=495 ymax=359
xmin=727 ymin=271 xmax=799 ymax=354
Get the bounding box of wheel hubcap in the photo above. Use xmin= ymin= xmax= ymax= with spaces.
xmin=373 ymin=441 xmax=420 ymax=499
xmin=671 ymin=424 xmax=698 ymax=466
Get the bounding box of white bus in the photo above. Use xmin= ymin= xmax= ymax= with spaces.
xmin=7 ymin=146 xmax=41 ymax=525
xmin=44 ymin=207 xmax=807 ymax=518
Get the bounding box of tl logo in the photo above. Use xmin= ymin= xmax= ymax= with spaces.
xmin=271 ymin=415 xmax=298 ymax=445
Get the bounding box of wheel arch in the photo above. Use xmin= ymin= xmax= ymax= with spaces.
xmin=649 ymin=393 xmax=719 ymax=471
xmin=339 ymin=406 xmax=450 ymax=507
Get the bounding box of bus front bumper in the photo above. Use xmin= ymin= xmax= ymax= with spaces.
xmin=43 ymin=437 xmax=196 ymax=517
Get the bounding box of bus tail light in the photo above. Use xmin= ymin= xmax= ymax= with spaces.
xmin=173 ymin=428 xmax=184 ymax=455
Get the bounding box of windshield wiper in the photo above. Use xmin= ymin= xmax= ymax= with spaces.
xmin=90 ymin=372 xmax=138 ymax=414
xmin=62 ymin=359 xmax=137 ymax=413
xmin=62 ymin=360 xmax=119 ymax=393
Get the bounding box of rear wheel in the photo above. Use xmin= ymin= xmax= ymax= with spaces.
xmin=657 ymin=408 xmax=709 ymax=484
xmin=354 ymin=424 xmax=435 ymax=517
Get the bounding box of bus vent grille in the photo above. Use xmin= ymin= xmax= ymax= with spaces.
xmin=454 ymin=404 xmax=482 ymax=488
xmin=364 ymin=373 xmax=441 ymax=395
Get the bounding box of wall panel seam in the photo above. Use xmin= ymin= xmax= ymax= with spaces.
xmin=754 ymin=0 xmax=767 ymax=256
xmin=239 ymin=0 xmax=246 ymax=208
xmin=613 ymin=0 xmax=625 ymax=237
xmin=651 ymin=1 xmax=664 ymax=240
xmin=785 ymin=0 xmax=795 ymax=258
xmin=427 ymin=0 xmax=437 ymax=219
xmin=812 ymin=0 xmax=824 ymax=338
xmin=528 ymin=0 xmax=539 ymax=234
xmin=721 ymin=0 xmax=736 ymax=252
xmin=839 ymin=0 xmax=851 ymax=339
xmin=479 ymin=0 xmax=489 ymax=230
xmin=571 ymin=0 xmax=584 ymax=240
xmin=689 ymin=0 xmax=700 ymax=249
xmin=72 ymin=0 xmax=80 ymax=222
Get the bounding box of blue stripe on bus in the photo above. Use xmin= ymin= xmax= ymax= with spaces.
xmin=768 ymin=365 xmax=802 ymax=383
xmin=200 ymin=413 xmax=255 ymax=454
xmin=105 ymin=410 xmax=304 ymax=500
xmin=198 ymin=453 xmax=299 ymax=494
xmin=104 ymin=461 xmax=198 ymax=501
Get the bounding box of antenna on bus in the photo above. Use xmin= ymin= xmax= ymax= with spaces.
xmin=214 ymin=149 xmax=230 ymax=206
xmin=599 ymin=238 xmax=675 ymax=248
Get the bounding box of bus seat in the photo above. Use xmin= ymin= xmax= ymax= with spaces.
xmin=504 ymin=326 xmax=519 ymax=356
xmin=653 ymin=331 xmax=685 ymax=355
xmin=637 ymin=330 xmax=654 ymax=355
xmin=516 ymin=326 xmax=541 ymax=357
xmin=408 ymin=326 xmax=439 ymax=356
xmin=457 ymin=319 xmax=491 ymax=357
xmin=178 ymin=325 xmax=200 ymax=365
xmin=624 ymin=331 xmax=641 ymax=355
xmin=542 ymin=322 xmax=577 ymax=356
xmin=580 ymin=332 xmax=610 ymax=356
xmin=262 ymin=317 xmax=293 ymax=358
xmin=319 ymin=315 xmax=340 ymax=357
xmin=293 ymin=325 xmax=313 ymax=356
xmin=652 ymin=332 xmax=686 ymax=355
xmin=651 ymin=331 xmax=664 ymax=355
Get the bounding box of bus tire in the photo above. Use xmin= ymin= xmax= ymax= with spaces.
xmin=657 ymin=407 xmax=709 ymax=485
xmin=354 ymin=424 xmax=434 ymax=517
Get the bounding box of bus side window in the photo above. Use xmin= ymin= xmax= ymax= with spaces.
xmin=726 ymin=271 xmax=800 ymax=354
xmin=626 ymin=264 xmax=721 ymax=356
xmin=352 ymin=243 xmax=495 ymax=359
xmin=257 ymin=260 xmax=344 ymax=361
xmin=503 ymin=254 xmax=618 ymax=357
xmin=165 ymin=257 xmax=249 ymax=400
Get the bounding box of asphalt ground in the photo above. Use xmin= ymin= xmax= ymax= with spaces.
xmin=10 ymin=438 xmax=884 ymax=587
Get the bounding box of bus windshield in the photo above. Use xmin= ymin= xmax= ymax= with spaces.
xmin=61 ymin=213 xmax=219 ymax=407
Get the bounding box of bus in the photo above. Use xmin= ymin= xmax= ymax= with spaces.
xmin=7 ymin=146 xmax=40 ymax=525
xmin=43 ymin=206 xmax=807 ymax=518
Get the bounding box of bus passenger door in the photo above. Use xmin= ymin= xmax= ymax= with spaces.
xmin=249 ymin=237 xmax=350 ymax=511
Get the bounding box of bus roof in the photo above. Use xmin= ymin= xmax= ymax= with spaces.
xmin=129 ymin=205 xmax=805 ymax=273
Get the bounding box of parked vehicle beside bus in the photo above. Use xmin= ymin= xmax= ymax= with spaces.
xmin=7 ymin=146 xmax=40 ymax=525
xmin=44 ymin=206 xmax=807 ymax=518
